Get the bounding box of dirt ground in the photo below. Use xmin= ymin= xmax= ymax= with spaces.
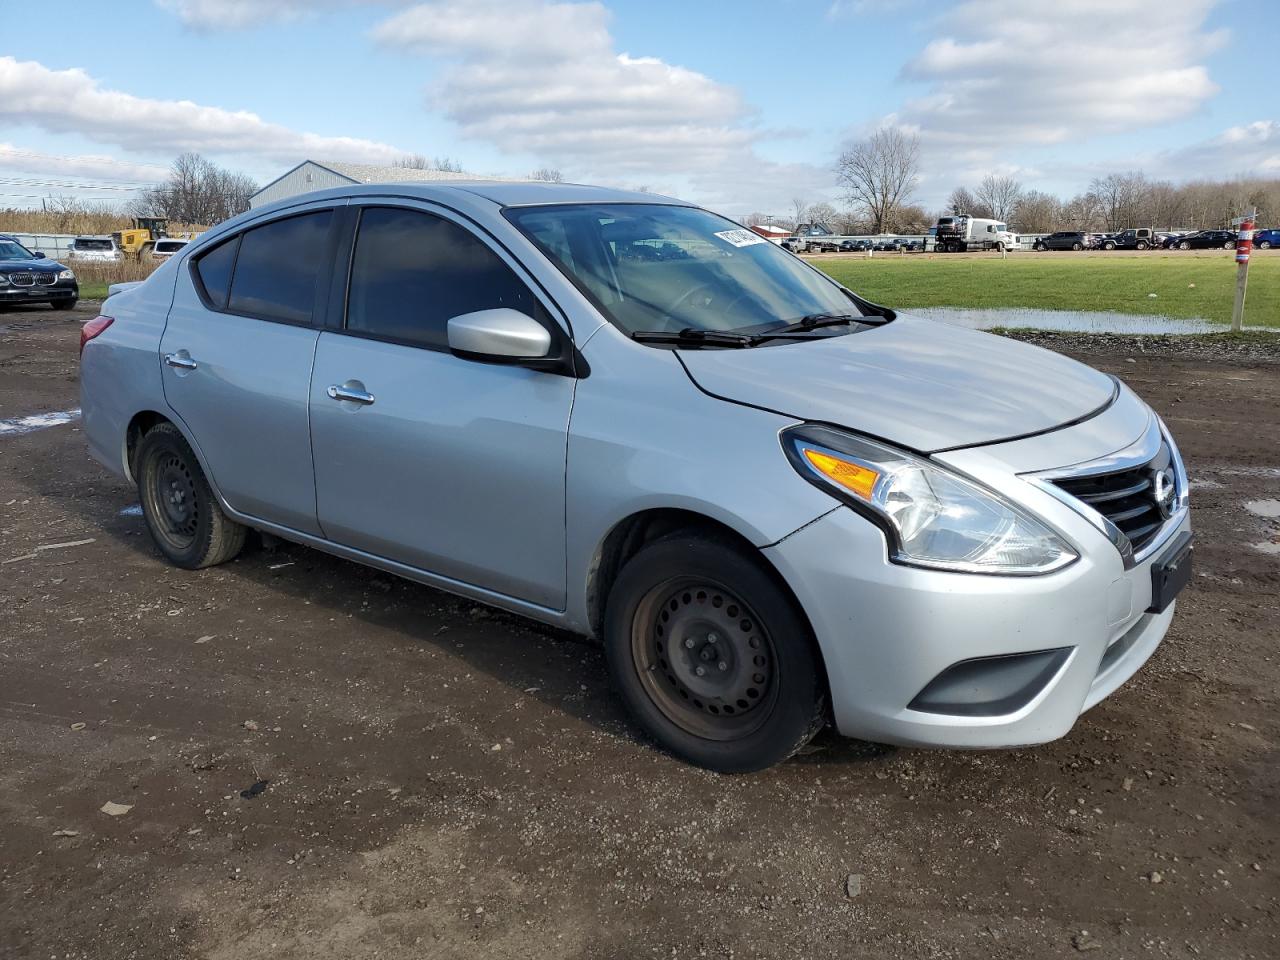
xmin=1 ymin=304 xmax=1277 ymax=960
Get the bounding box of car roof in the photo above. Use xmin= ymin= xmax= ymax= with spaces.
xmin=336 ymin=180 xmax=687 ymax=208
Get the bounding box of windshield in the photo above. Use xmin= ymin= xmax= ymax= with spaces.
xmin=74 ymin=239 xmax=113 ymax=251
xmin=0 ymin=240 xmax=34 ymax=260
xmin=504 ymin=203 xmax=862 ymax=335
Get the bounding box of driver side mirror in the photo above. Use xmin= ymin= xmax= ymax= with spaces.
xmin=32 ymin=251 xmax=46 ymax=259
xmin=447 ymin=308 xmax=552 ymax=362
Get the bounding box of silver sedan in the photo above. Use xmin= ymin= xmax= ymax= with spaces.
xmin=80 ymin=182 xmax=1192 ymax=771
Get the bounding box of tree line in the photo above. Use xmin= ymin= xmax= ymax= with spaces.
xmin=753 ymin=126 xmax=1279 ymax=236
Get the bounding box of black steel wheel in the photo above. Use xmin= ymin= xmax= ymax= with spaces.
xmin=136 ymin=422 xmax=245 ymax=569
xmin=631 ymin=577 xmax=779 ymax=741
xmin=604 ymin=535 xmax=826 ymax=772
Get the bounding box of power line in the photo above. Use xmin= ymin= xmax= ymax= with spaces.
xmin=0 ymin=146 xmax=168 ymax=175
xmin=0 ymin=176 xmax=152 ymax=193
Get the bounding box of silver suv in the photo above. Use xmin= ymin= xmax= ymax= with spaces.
xmin=80 ymin=183 xmax=1192 ymax=772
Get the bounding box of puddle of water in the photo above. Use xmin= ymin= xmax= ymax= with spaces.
xmin=119 ymin=504 xmax=143 ymax=517
xmin=1245 ymin=500 xmax=1280 ymax=519
xmin=908 ymin=307 xmax=1277 ymax=335
xmin=0 ymin=408 xmax=82 ymax=437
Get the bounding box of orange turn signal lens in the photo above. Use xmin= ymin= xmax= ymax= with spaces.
xmin=802 ymin=448 xmax=880 ymax=500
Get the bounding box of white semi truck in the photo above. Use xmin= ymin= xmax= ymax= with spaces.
xmin=933 ymin=215 xmax=1019 ymax=253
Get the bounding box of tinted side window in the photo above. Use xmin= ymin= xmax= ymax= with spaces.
xmin=227 ymin=210 xmax=332 ymax=324
xmin=194 ymin=236 xmax=238 ymax=308
xmin=346 ymin=206 xmax=536 ymax=350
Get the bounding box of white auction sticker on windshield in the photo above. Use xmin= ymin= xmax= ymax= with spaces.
xmin=714 ymin=229 xmax=768 ymax=248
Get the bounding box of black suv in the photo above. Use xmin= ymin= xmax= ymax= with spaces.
xmin=1166 ymin=230 xmax=1238 ymax=250
xmin=0 ymin=236 xmax=79 ymax=309
xmin=1033 ymin=231 xmax=1088 ymax=251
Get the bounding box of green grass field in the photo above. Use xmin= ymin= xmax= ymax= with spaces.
xmin=815 ymin=253 xmax=1279 ymax=327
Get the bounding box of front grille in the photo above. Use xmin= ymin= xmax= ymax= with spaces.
xmin=8 ymin=272 xmax=34 ymax=287
xmin=1052 ymin=442 xmax=1172 ymax=554
xmin=36 ymin=272 xmax=55 ymax=285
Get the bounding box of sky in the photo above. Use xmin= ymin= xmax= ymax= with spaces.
xmin=1 ymin=0 xmax=1277 ymax=218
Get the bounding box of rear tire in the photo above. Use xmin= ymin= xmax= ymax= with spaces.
xmin=603 ymin=535 xmax=826 ymax=772
xmin=136 ymin=422 xmax=245 ymax=570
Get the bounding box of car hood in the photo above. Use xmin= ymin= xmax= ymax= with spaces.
xmin=0 ymin=258 xmax=60 ymax=272
xmin=677 ymin=314 xmax=1117 ymax=452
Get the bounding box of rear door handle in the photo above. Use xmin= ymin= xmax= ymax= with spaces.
xmin=164 ymin=352 xmax=197 ymax=370
xmin=326 ymin=384 xmax=375 ymax=405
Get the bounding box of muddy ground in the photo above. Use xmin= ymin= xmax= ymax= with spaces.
xmin=1 ymin=304 xmax=1277 ymax=960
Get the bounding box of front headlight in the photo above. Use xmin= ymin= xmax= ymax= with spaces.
xmin=58 ymin=269 xmax=75 ymax=281
xmin=0 ymin=274 xmax=9 ymax=287
xmin=782 ymin=425 xmax=1077 ymax=575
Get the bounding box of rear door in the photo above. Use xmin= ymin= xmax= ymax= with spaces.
xmin=308 ymin=200 xmax=575 ymax=609
xmin=159 ymin=205 xmax=339 ymax=535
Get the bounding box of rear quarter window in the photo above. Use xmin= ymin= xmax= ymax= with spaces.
xmin=193 ymin=236 xmax=239 ymax=309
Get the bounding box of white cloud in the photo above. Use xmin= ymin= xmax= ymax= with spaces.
xmin=0 ymin=56 xmax=404 ymax=165
xmin=896 ymin=0 xmax=1224 ymax=150
xmin=370 ymin=0 xmax=832 ymax=213
xmin=155 ymin=0 xmax=385 ymax=29
xmin=1160 ymin=120 xmax=1280 ymax=176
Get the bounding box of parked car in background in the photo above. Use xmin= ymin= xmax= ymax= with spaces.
xmin=839 ymin=239 xmax=871 ymax=252
xmin=780 ymin=237 xmax=805 ymax=253
xmin=69 ymin=236 xmax=123 ymax=262
xmin=0 ymin=234 xmax=79 ymax=309
xmin=150 ymin=238 xmax=190 ymax=262
xmin=1099 ymin=228 xmax=1157 ymax=251
xmin=1165 ymin=230 xmax=1238 ymax=250
xmin=1253 ymin=228 xmax=1279 ymax=249
xmin=80 ymin=182 xmax=1193 ymax=772
xmin=1033 ymin=231 xmax=1089 ymax=251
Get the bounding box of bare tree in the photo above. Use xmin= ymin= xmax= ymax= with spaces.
xmin=836 ymin=127 xmax=920 ymax=233
xmin=1012 ymin=190 xmax=1061 ymax=232
xmin=974 ymin=174 xmax=1023 ymax=223
xmin=131 ymin=153 xmax=256 ymax=225
xmin=528 ymin=167 xmax=564 ymax=182
xmin=1089 ymin=172 xmax=1150 ymax=230
xmin=789 ymin=197 xmax=809 ymax=230
xmin=947 ymin=186 xmax=978 ymax=216
xmin=394 ymin=154 xmax=465 ymax=173
xmin=806 ymin=201 xmax=838 ymax=230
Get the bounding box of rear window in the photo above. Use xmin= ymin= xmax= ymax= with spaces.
xmin=194 ymin=236 xmax=239 ymax=309
xmin=227 ymin=210 xmax=332 ymax=324
xmin=74 ymin=239 xmax=113 ymax=251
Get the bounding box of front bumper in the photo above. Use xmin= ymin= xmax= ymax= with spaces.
xmin=0 ymin=281 xmax=78 ymax=304
xmin=765 ymin=504 xmax=1186 ymax=748
xmin=765 ymin=389 xmax=1189 ymax=749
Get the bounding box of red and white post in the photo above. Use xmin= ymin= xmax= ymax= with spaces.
xmin=1231 ymin=208 xmax=1256 ymax=332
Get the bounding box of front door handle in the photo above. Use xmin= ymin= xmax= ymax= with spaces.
xmin=326 ymin=383 xmax=376 ymax=405
xmin=164 ymin=352 xmax=197 ymax=370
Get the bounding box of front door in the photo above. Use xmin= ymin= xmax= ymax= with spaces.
xmin=159 ymin=207 xmax=337 ymax=535
xmin=308 ymin=202 xmax=575 ymax=609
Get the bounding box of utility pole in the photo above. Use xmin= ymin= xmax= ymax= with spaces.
xmin=1231 ymin=207 xmax=1256 ymax=332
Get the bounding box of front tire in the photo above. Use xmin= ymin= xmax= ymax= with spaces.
xmin=603 ymin=535 xmax=826 ymax=772
xmin=1259 ymin=240 xmax=1272 ymax=249
xmin=49 ymin=298 xmax=77 ymax=311
xmin=136 ymin=422 xmax=245 ymax=569
xmin=1179 ymin=241 xmax=1191 ymax=250
xmin=1071 ymin=242 xmax=1082 ymax=251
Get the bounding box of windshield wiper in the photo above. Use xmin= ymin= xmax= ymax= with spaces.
xmin=630 ymin=328 xmax=756 ymax=348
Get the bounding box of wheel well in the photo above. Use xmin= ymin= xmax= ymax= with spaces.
xmin=125 ymin=410 xmax=171 ymax=480
xmin=586 ymin=508 xmax=834 ymax=715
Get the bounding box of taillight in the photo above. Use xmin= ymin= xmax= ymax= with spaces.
xmin=80 ymin=315 xmax=114 ymax=357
